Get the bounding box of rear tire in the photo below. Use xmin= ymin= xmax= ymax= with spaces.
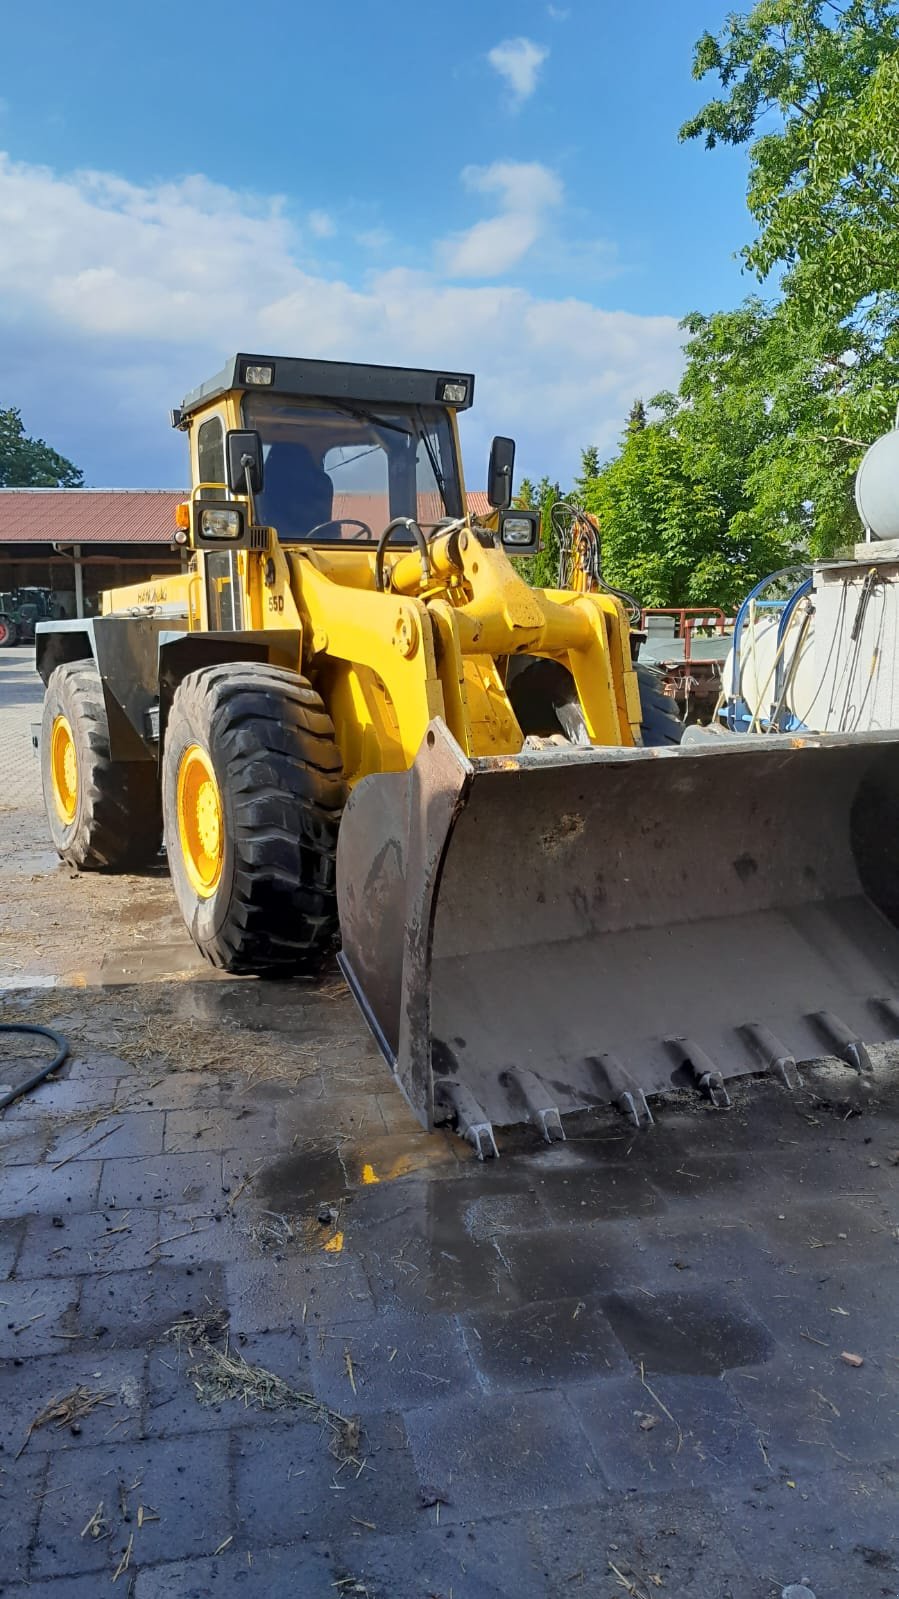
xmin=0 ymin=616 xmax=18 ymax=648
xmin=162 ymin=663 xmax=346 ymax=975
xmin=41 ymin=661 xmax=162 ymax=869
xmin=637 ymin=662 xmax=683 ymax=746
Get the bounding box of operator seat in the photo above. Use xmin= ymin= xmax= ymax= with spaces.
xmin=260 ymin=443 xmax=334 ymax=538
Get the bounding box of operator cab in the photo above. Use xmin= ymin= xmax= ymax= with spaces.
xmin=178 ymin=353 xmax=473 ymax=546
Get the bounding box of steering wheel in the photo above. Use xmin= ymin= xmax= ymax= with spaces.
xmin=375 ymin=518 xmax=431 ymax=592
xmin=304 ymin=518 xmax=373 ymax=542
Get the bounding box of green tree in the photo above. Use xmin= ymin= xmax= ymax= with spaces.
xmin=0 ymin=408 xmax=83 ymax=487
xmin=680 ymin=1 xmax=899 ymax=329
xmin=574 ymin=446 xmax=600 ymax=497
xmin=577 ymin=0 xmax=898 ymax=607
xmin=513 ymin=476 xmax=536 ymax=510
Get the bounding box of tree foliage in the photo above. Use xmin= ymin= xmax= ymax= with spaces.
xmin=0 ymin=408 xmax=83 ymax=487
xmin=680 ymin=0 xmax=899 ymax=327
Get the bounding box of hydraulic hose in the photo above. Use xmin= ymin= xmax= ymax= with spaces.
xmin=375 ymin=518 xmax=430 ymax=593
xmin=0 ymin=1023 xmax=70 ymax=1110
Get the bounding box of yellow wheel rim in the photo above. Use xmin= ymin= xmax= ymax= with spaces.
xmin=50 ymin=715 xmax=78 ymax=824
xmin=176 ymin=744 xmax=224 ymax=897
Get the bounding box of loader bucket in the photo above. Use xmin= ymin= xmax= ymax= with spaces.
xmin=336 ymin=720 xmax=899 ymax=1153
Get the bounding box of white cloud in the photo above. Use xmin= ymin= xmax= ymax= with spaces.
xmin=487 ymin=37 xmax=548 ymax=104
xmin=355 ymin=226 xmax=391 ymax=252
xmin=547 ymin=5 xmax=570 ymax=19
xmin=0 ymin=152 xmax=683 ymax=488
xmin=307 ymin=209 xmax=336 ymax=238
xmin=441 ymin=160 xmax=563 ymax=278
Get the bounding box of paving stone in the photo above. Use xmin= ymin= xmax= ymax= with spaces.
xmin=431 ymin=1494 xmax=763 ymax=1599
xmin=273 ymin=1093 xmax=392 ymax=1148
xmin=145 ymin=1327 xmax=311 ymax=1437
xmin=45 ymin=1111 xmax=165 ymax=1163
xmin=132 ymin=1543 xmax=336 ymax=1598
xmin=591 ymin=1217 xmax=784 ymax=1304
xmin=98 ymin=1152 xmax=223 ymax=1209
xmin=164 ymin=1106 xmax=278 ymax=1154
xmin=0 ymin=1277 xmax=80 ymax=1357
xmin=403 ymin=1390 xmax=600 ymax=1522
xmin=746 ymin=1262 xmax=897 ymax=1365
xmin=0 ymin=1578 xmax=125 ymax=1598
xmin=347 ymin=1178 xmax=522 ymax=1315
xmin=492 ymin=1222 xmax=634 ymax=1305
xmin=536 ymin=1158 xmax=663 ymax=1225
xmin=233 ymin=1412 xmax=421 ymax=1541
xmin=599 ymin=1285 xmax=774 ymax=1374
xmin=115 ymin=1072 xmax=226 ymax=1112
xmin=721 ymin=1465 xmax=899 ymax=1599
xmin=227 ymin=1253 xmax=375 ymax=1334
xmin=12 ymin=1078 xmax=119 ymax=1119
xmin=151 ymin=1204 xmax=258 ymax=1267
xmin=0 ymin=1116 xmax=51 ymax=1163
xmin=0 ymin=1162 xmax=102 ymax=1220
xmin=78 ymin=1263 xmax=226 ymax=1348
xmin=749 ymin=1196 xmax=899 ymax=1272
xmin=0 ymin=1218 xmax=24 ymax=1277
xmin=65 ymin=1052 xmax=136 ymax=1081
xmin=16 ymin=1206 xmax=159 ymax=1280
xmin=308 ymin=1309 xmax=474 ymax=1414
xmin=0 ymin=1449 xmax=46 ymax=1585
xmin=726 ymin=1349 xmax=899 ymax=1473
xmin=573 ymin=1371 xmax=763 ymax=1490
xmin=332 ymin=1527 xmax=517 ymax=1599
xmin=34 ymin=1434 xmax=232 ymax=1578
xmin=0 ymin=1347 xmax=144 ymax=1455
xmin=462 ymin=1295 xmax=629 ymax=1391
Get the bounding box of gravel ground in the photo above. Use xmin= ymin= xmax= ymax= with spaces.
xmin=0 ymin=646 xmax=897 ymax=1598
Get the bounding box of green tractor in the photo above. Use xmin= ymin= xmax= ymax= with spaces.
xmin=0 ymin=587 xmax=58 ymax=648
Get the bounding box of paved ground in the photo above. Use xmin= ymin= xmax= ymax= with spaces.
xmin=1 ymin=647 xmax=898 ymax=1598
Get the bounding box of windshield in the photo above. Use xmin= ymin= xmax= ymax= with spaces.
xmin=242 ymin=394 xmax=463 ymax=542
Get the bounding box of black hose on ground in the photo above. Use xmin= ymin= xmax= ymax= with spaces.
xmin=0 ymin=1024 xmax=69 ymax=1110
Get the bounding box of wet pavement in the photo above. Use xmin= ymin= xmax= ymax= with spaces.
xmin=0 ymin=649 xmax=898 ymax=1597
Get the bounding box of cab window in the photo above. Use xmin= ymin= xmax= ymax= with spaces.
xmin=196 ymin=416 xmax=225 ymax=498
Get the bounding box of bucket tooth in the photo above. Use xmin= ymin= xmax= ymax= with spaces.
xmin=738 ymin=1023 xmax=802 ymax=1090
xmin=433 ymin=1078 xmax=499 ymax=1160
xmin=590 ymin=1052 xmax=654 ymax=1129
xmin=808 ymin=1010 xmax=874 ymax=1077
xmin=666 ymin=1037 xmax=732 ymax=1108
xmin=502 ymin=1068 xmax=565 ymax=1143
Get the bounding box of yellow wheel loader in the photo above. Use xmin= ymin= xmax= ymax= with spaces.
xmin=35 ymin=355 xmax=899 ymax=1154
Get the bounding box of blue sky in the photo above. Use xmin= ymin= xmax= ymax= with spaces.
xmin=0 ymin=0 xmax=754 ymax=488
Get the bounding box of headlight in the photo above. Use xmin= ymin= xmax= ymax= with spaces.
xmin=200 ymin=508 xmax=242 ymax=539
xmin=501 ymin=515 xmax=536 ymax=545
xmin=244 ymin=363 xmax=274 ymax=385
xmin=438 ymin=377 xmax=469 ymax=405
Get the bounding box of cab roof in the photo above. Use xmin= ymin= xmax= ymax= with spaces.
xmin=178 ymin=354 xmax=475 ymax=419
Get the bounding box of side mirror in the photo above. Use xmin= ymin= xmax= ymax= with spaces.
xmin=226 ymin=430 xmax=264 ymax=496
xmin=487 ymin=436 xmax=515 ymax=510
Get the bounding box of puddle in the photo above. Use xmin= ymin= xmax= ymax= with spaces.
xmin=600 ymin=1287 xmax=773 ymax=1374
xmin=0 ymin=973 xmax=60 ymax=991
xmin=256 ymin=1147 xmax=351 ymax=1210
xmin=93 ymin=942 xmax=213 ymax=984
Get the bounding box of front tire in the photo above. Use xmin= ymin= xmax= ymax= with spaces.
xmin=162 ymin=663 xmax=346 ymax=974
xmin=41 ymin=661 xmax=162 ymax=869
xmin=0 ymin=616 xmax=18 ymax=648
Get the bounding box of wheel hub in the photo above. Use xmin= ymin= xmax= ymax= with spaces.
xmin=50 ymin=715 xmax=78 ymax=824
xmin=177 ymin=744 xmax=224 ymax=897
